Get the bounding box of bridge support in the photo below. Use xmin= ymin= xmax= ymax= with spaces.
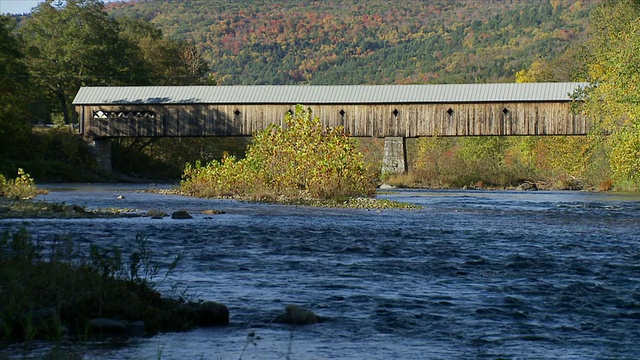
xmin=382 ymin=137 xmax=407 ymax=174
xmin=94 ymin=138 xmax=112 ymax=173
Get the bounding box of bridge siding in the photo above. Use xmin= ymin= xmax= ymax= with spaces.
xmin=77 ymin=102 xmax=588 ymax=139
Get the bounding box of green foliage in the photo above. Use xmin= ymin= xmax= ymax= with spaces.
xmin=15 ymin=0 xmax=210 ymax=126
xmin=412 ymin=135 xmax=607 ymax=190
xmin=182 ymin=105 xmax=376 ymax=201
xmin=609 ymin=124 xmax=640 ymax=186
xmin=575 ymin=0 xmax=640 ymax=189
xmin=19 ymin=0 xmax=144 ymax=124
xmin=23 ymin=127 xmax=100 ymax=181
xmin=0 ymin=228 xmax=184 ymax=341
xmin=0 ymin=16 xmax=34 ymax=166
xmin=112 ymin=137 xmax=249 ymax=180
xmin=117 ymin=17 xmax=210 ymax=85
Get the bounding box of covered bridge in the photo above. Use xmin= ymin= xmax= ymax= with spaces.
xmin=72 ymin=82 xmax=590 ymax=173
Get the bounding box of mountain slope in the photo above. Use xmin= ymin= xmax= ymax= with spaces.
xmin=107 ymin=0 xmax=598 ymax=85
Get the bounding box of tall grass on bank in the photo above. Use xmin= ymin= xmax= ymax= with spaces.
xmin=0 ymin=229 xmax=183 ymax=342
xmin=181 ymin=105 xmax=377 ymax=201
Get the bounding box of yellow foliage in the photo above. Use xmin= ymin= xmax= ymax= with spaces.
xmin=578 ymin=0 xmax=640 ymax=188
xmin=181 ymin=105 xmax=376 ymax=201
xmin=1 ymin=169 xmax=39 ymax=200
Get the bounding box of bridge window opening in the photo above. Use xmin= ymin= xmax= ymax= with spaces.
xmin=286 ymin=109 xmax=293 ymax=117
xmin=392 ymin=109 xmax=399 ymax=117
xmin=447 ymin=108 xmax=454 ymax=116
xmin=339 ymin=109 xmax=346 ymax=117
xmin=93 ymin=110 xmax=108 ymax=119
xmin=502 ymin=108 xmax=510 ymax=115
xmin=233 ymin=109 xmax=241 ymax=116
xmin=93 ymin=110 xmax=154 ymax=119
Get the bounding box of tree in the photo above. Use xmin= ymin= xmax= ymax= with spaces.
xmin=118 ymin=17 xmax=210 ymax=85
xmin=19 ymin=0 xmax=146 ymax=124
xmin=0 ymin=16 xmax=33 ymax=174
xmin=577 ymin=0 xmax=640 ymax=187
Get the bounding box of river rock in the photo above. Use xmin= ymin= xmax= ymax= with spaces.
xmin=171 ymin=210 xmax=193 ymax=219
xmin=147 ymin=209 xmax=168 ymax=218
xmin=379 ymin=184 xmax=395 ymax=190
xmin=63 ymin=204 xmax=86 ymax=214
xmin=89 ymin=318 xmax=126 ymax=334
xmin=193 ymin=301 xmax=230 ymax=326
xmin=175 ymin=301 xmax=229 ymax=327
xmin=272 ymin=305 xmax=322 ymax=325
xmin=516 ymin=181 xmax=538 ymax=191
xmin=201 ymin=209 xmax=225 ymax=215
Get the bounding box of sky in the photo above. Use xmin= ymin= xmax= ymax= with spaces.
xmin=0 ymin=0 xmax=123 ymax=15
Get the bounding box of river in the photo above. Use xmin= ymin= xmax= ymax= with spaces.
xmin=2 ymin=184 xmax=640 ymax=359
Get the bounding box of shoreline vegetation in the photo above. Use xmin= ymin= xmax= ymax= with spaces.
xmin=0 ymin=227 xmax=229 ymax=345
xmin=177 ymin=105 xmax=422 ymax=210
xmin=0 ymin=171 xmax=229 ymax=348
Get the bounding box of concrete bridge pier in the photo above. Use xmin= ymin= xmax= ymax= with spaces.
xmin=382 ymin=137 xmax=408 ymax=174
xmin=93 ymin=138 xmax=112 ymax=173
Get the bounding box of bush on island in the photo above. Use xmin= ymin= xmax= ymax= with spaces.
xmin=181 ymin=104 xmax=377 ymax=202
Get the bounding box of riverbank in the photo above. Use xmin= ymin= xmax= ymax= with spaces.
xmin=0 ymin=226 xmax=229 ymax=345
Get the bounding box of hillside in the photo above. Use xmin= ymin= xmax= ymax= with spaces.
xmin=106 ymin=0 xmax=598 ymax=85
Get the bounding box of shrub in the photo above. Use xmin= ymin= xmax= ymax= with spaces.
xmin=1 ymin=168 xmax=39 ymax=200
xmin=181 ymin=105 xmax=376 ymax=201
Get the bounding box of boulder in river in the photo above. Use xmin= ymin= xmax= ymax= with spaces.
xmin=147 ymin=209 xmax=168 ymax=218
xmin=63 ymin=204 xmax=86 ymax=214
xmin=192 ymin=301 xmax=229 ymax=326
xmin=177 ymin=301 xmax=230 ymax=327
xmin=89 ymin=318 xmax=126 ymax=334
xmin=272 ymin=305 xmax=323 ymax=325
xmin=171 ymin=210 xmax=193 ymax=219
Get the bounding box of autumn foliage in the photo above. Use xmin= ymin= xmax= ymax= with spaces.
xmin=181 ymin=105 xmax=376 ymax=201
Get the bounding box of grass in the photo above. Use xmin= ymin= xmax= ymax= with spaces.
xmin=0 ymin=228 xmax=217 ymax=344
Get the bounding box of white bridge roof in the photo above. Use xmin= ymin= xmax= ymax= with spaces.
xmin=73 ymin=82 xmax=588 ymax=105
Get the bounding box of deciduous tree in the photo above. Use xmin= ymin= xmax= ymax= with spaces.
xmin=19 ymin=0 xmax=145 ymax=124
xmin=577 ymin=0 xmax=640 ymax=186
xmin=0 ymin=16 xmax=33 ymax=173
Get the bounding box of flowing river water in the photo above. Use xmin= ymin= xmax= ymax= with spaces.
xmin=2 ymin=184 xmax=640 ymax=359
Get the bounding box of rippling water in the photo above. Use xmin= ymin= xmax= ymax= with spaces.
xmin=2 ymin=185 xmax=640 ymax=359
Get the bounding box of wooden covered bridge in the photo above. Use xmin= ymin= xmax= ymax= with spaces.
xmin=72 ymin=82 xmax=590 ymax=173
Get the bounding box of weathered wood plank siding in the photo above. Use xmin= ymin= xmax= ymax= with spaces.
xmin=76 ymin=101 xmax=588 ymax=139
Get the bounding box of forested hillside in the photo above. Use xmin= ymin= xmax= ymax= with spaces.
xmin=106 ymin=0 xmax=598 ymax=85
xmin=8 ymin=0 xmax=640 ymax=191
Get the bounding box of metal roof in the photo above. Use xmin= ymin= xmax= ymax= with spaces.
xmin=72 ymin=82 xmax=588 ymax=105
